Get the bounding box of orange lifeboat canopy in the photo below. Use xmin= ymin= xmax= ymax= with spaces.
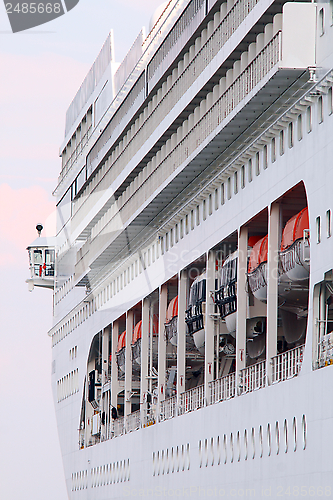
xmin=131 ymin=316 xmax=159 ymax=345
xmin=281 ymin=207 xmax=309 ymax=252
xmin=132 ymin=320 xmax=142 ymax=345
xmin=166 ymin=296 xmax=178 ymax=323
xmin=248 ymin=235 xmax=268 ymax=274
xmin=117 ymin=331 xmax=126 ymax=352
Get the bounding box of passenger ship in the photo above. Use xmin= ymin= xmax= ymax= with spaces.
xmin=27 ymin=0 xmax=333 ymax=497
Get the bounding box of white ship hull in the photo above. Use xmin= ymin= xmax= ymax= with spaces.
xmin=35 ymin=0 xmax=333 ymax=497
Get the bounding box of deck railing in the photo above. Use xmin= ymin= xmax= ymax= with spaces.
xmin=209 ymin=372 xmax=236 ymax=405
xmin=113 ymin=416 xmax=125 ymax=437
xmin=271 ymin=345 xmax=304 ymax=383
xmin=179 ymin=384 xmax=205 ymax=414
xmin=125 ymin=409 xmax=141 ymax=433
xmin=239 ymin=360 xmax=266 ymax=395
xmin=159 ymin=395 xmax=177 ymax=421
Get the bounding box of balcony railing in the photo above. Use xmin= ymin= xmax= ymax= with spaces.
xmin=125 ymin=409 xmax=141 ymax=433
xmin=113 ymin=416 xmax=125 ymax=437
xmin=179 ymin=384 xmax=204 ymax=414
xmin=209 ymin=372 xmax=236 ymax=405
xmin=159 ymin=395 xmax=177 ymax=421
xmin=239 ymin=360 xmax=266 ymax=395
xmin=272 ymin=345 xmax=304 ymax=383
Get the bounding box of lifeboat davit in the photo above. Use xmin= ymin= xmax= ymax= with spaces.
xmin=116 ymin=330 xmax=126 ymax=373
xmin=131 ymin=316 xmax=158 ymax=366
xmin=280 ymin=207 xmax=310 ymax=281
xmin=165 ymin=296 xmax=178 ymax=346
xmin=185 ymin=272 xmax=206 ymax=354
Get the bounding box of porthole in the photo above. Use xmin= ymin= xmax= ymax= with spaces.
xmin=217 ymin=435 xmax=221 ymax=465
xmin=259 ymin=425 xmax=263 ymax=457
xmin=204 ymin=439 xmax=208 ymax=467
xmin=293 ymin=417 xmax=297 ymax=452
xmin=267 ymin=423 xmax=271 ymax=456
xmin=302 ymin=414 xmax=307 ymax=450
xmin=251 ymin=427 xmax=255 ymax=459
xmin=230 ymin=433 xmax=234 ymax=463
xmin=275 ymin=421 xmax=280 ymax=455
xmin=244 ymin=429 xmax=248 ymax=460
xmin=237 ymin=431 xmax=241 ymax=462
xmin=181 ymin=444 xmax=185 ymax=471
xmin=284 ymin=419 xmax=288 ymax=453
xmin=210 ymin=437 xmax=214 ymax=466
xmin=166 ymin=448 xmax=169 ymax=474
xmin=223 ymin=434 xmax=227 ymax=464
xmin=199 ymin=440 xmax=202 ymax=468
xmin=171 ymin=447 xmax=174 ymax=473
xmin=186 ymin=443 xmax=190 ymax=470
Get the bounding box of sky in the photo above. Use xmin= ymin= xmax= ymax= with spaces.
xmin=0 ymin=1 xmax=164 ymax=499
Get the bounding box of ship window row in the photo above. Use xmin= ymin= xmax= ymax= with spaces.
xmin=198 ymin=415 xmax=306 ymax=468
xmin=60 ymin=107 xmax=92 ymax=178
xmin=71 ymin=460 xmax=130 ymax=491
xmin=57 ymin=369 xmax=79 ymax=402
xmin=316 ymin=209 xmax=332 ymax=244
xmin=152 ymin=444 xmax=190 ymax=476
xmin=51 ymin=82 xmax=333 ymax=342
xmin=72 ymin=7 xmax=282 ymax=228
xmin=54 ymin=275 xmax=74 ymax=306
xmin=69 ymin=346 xmax=77 ymax=361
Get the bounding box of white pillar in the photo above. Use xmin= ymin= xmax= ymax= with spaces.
xmin=141 ymin=298 xmax=150 ymax=419
xmin=177 ymin=270 xmax=187 ymax=412
xmin=125 ymin=311 xmax=133 ymax=419
xmin=266 ymin=203 xmax=279 ymax=385
xmin=111 ymin=321 xmax=119 ymax=411
xmin=102 ymin=325 xmax=110 ymax=385
xmin=158 ymin=284 xmax=168 ymax=417
xmin=205 ymin=250 xmax=215 ymax=405
xmin=236 ymin=226 xmax=248 ymax=394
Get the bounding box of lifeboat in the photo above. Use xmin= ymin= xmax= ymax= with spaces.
xmin=215 ymin=251 xmax=238 ymax=334
xmin=185 ymin=272 xmax=206 ymax=354
xmin=131 ymin=316 xmax=158 ymax=366
xmin=116 ymin=331 xmax=126 ymax=373
xmin=280 ymin=207 xmax=310 ymax=281
xmin=165 ymin=296 xmax=178 ymax=346
xmin=247 ymin=235 xmax=269 ymax=302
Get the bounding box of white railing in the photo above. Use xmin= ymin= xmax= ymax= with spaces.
xmin=209 ymin=372 xmax=236 ymax=405
xmin=272 ymin=345 xmax=304 ymax=383
xmin=179 ymin=384 xmax=204 ymax=414
xmin=159 ymin=395 xmax=177 ymax=421
xmin=113 ymin=416 xmax=125 ymax=437
xmin=125 ymin=410 xmax=141 ymax=433
xmin=239 ymin=360 xmax=266 ymax=395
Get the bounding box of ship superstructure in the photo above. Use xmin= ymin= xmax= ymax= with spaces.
xmin=29 ymin=0 xmax=333 ymax=497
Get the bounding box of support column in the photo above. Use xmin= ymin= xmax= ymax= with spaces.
xmin=102 ymin=325 xmax=110 ymax=385
xmin=266 ymin=203 xmax=280 ymax=385
xmin=141 ymin=298 xmax=150 ymax=421
xmin=111 ymin=321 xmax=119 ymax=411
xmin=158 ymin=284 xmax=168 ymax=416
xmin=236 ymin=226 xmax=248 ymax=394
xmin=205 ymin=250 xmax=216 ymax=405
xmin=177 ymin=270 xmax=187 ymax=412
xmin=125 ymin=311 xmax=133 ymax=419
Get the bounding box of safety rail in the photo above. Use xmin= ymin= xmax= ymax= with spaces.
xmin=125 ymin=410 xmax=141 ymax=433
xmin=113 ymin=416 xmax=125 ymax=437
xmin=75 ymin=30 xmax=281 ymax=269
xmin=239 ymin=360 xmax=266 ymax=395
xmin=71 ymin=10 xmax=279 ymax=235
xmin=271 ymin=345 xmax=304 ymax=383
xmin=159 ymin=395 xmax=177 ymax=421
xmin=209 ymin=372 xmax=236 ymax=405
xmin=179 ymin=384 xmax=204 ymax=414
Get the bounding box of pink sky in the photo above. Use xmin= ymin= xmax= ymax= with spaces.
xmin=0 ymin=2 xmax=164 ymax=499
